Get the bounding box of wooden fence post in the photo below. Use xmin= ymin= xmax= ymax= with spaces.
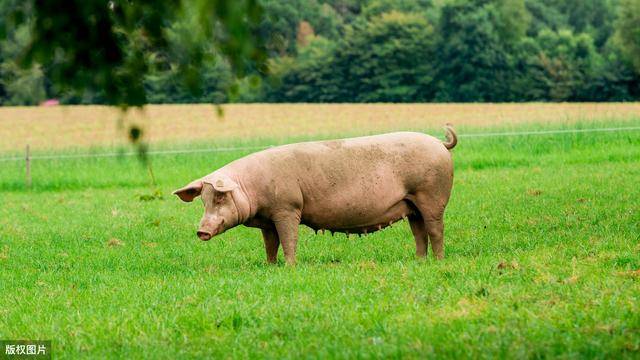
xmin=26 ymin=144 xmax=31 ymax=189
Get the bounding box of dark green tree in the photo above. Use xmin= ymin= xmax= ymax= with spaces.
xmin=322 ymin=0 xmax=362 ymax=22
xmin=2 ymin=0 xmax=640 ymax=104
xmin=434 ymin=0 xmax=527 ymax=101
xmin=0 ymin=0 xmax=46 ymax=105
xmin=588 ymin=40 xmax=640 ymax=100
xmin=524 ymin=0 xmax=566 ymax=35
xmin=361 ymin=0 xmax=433 ymax=18
xmin=336 ymin=11 xmax=436 ymax=102
xmin=551 ymin=0 xmax=617 ymax=48
xmin=513 ymin=29 xmax=602 ymax=101
xmin=615 ymin=0 xmax=640 ymax=74
xmin=267 ymin=36 xmax=342 ymax=101
xmin=8 ymin=0 xmax=266 ymax=107
xmin=258 ymin=0 xmax=342 ymax=56
xmin=143 ymin=9 xmax=233 ymax=104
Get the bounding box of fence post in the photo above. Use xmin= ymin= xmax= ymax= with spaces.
xmin=25 ymin=144 xmax=31 ymax=189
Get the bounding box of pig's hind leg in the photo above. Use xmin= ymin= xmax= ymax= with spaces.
xmin=412 ymin=192 xmax=447 ymax=260
xmin=425 ymin=218 xmax=444 ymax=260
xmin=409 ymin=214 xmax=428 ymax=258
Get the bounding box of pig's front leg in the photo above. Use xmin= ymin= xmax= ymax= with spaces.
xmin=272 ymin=211 xmax=301 ymax=265
xmin=261 ymin=227 xmax=280 ymax=264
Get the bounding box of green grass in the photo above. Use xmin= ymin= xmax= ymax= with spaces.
xmin=1 ymin=121 xmax=639 ymax=359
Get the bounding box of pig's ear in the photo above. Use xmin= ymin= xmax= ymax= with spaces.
xmin=212 ymin=176 xmax=239 ymax=193
xmin=172 ymin=180 xmax=203 ymax=202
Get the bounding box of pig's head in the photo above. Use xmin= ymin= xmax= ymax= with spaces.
xmin=173 ymin=174 xmax=248 ymax=241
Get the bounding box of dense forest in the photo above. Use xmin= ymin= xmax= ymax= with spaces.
xmin=1 ymin=0 xmax=639 ymax=105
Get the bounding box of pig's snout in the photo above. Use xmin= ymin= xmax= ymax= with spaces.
xmin=197 ymin=230 xmax=213 ymax=241
xmin=197 ymin=218 xmax=225 ymax=241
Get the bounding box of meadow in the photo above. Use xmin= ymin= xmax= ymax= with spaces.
xmin=0 ymin=104 xmax=639 ymax=358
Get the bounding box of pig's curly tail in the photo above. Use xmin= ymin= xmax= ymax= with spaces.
xmin=442 ymin=123 xmax=457 ymax=150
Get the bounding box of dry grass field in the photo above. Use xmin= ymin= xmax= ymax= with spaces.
xmin=1 ymin=103 xmax=639 ymax=152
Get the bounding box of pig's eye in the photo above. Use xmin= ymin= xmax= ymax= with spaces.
xmin=213 ymin=192 xmax=226 ymax=204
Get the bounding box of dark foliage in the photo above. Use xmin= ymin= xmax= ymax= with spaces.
xmin=1 ymin=0 xmax=639 ymax=104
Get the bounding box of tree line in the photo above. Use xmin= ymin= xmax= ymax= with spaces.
xmin=1 ymin=0 xmax=639 ymax=105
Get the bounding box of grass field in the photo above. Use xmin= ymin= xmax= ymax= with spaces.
xmin=1 ymin=105 xmax=640 ymax=358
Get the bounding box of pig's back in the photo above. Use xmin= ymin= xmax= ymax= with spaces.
xmin=271 ymin=131 xmax=450 ymax=186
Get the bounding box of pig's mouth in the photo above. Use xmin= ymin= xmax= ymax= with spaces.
xmin=197 ymin=219 xmax=225 ymax=241
xmin=197 ymin=230 xmax=214 ymax=241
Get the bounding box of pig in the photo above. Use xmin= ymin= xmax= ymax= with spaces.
xmin=173 ymin=125 xmax=457 ymax=265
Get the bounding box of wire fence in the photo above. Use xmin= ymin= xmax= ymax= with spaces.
xmin=1 ymin=125 xmax=639 ymax=163
xmin=458 ymin=125 xmax=640 ymax=138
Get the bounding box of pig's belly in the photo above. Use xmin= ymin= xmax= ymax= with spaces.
xmin=300 ymin=196 xmax=416 ymax=234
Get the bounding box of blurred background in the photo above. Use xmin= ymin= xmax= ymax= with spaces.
xmin=1 ymin=0 xmax=639 ymax=107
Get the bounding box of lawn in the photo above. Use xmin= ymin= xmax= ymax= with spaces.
xmin=0 ymin=116 xmax=639 ymax=358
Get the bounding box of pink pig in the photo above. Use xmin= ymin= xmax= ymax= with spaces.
xmin=174 ymin=125 xmax=457 ymax=264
